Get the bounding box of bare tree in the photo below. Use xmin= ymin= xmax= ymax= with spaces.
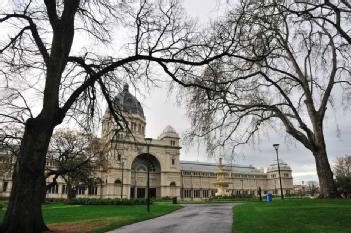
xmin=45 ymin=129 xmax=105 ymax=199
xmin=0 ymin=127 xmax=22 ymax=178
xmin=0 ymin=1 xmax=231 ymax=232
xmin=0 ymin=144 xmax=14 ymax=180
xmin=334 ymin=155 xmax=351 ymax=195
xmin=172 ymin=1 xmax=351 ymax=198
xmin=307 ymin=180 xmax=319 ymax=196
xmin=280 ymin=0 xmax=351 ymax=47
xmin=334 ymin=155 xmax=351 ymax=177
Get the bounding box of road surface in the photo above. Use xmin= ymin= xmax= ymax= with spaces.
xmin=106 ymin=203 xmax=238 ymax=233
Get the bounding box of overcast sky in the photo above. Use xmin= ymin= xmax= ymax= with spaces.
xmin=137 ymin=0 xmax=351 ymax=185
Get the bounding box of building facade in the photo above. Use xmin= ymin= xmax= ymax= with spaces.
xmin=0 ymin=84 xmax=294 ymax=199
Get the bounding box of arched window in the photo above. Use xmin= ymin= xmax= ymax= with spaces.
xmin=115 ymin=179 xmax=122 ymax=185
xmin=170 ymin=181 xmax=176 ymax=187
xmin=135 ymin=164 xmax=147 ymax=172
xmin=131 ymin=154 xmax=160 ymax=173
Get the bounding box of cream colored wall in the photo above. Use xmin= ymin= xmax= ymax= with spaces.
xmin=266 ymin=167 xmax=294 ymax=195
xmin=179 ymin=168 xmax=293 ymax=199
xmin=0 ymin=109 xmax=294 ymax=200
xmin=99 ymin=125 xmax=181 ymax=199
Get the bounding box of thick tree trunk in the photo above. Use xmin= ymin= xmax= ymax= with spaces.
xmin=0 ymin=117 xmax=54 ymax=233
xmin=1 ymin=2 xmax=79 ymax=232
xmin=314 ymin=147 xmax=337 ymax=198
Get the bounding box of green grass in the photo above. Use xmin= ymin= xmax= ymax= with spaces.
xmin=234 ymin=199 xmax=351 ymax=233
xmin=0 ymin=202 xmax=181 ymax=233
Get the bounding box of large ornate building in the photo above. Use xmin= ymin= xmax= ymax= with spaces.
xmin=0 ymin=84 xmax=294 ymax=199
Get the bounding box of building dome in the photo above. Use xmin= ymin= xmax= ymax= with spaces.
xmin=111 ymin=83 xmax=144 ymax=118
xmin=159 ymin=125 xmax=179 ymax=139
xmin=267 ymin=159 xmax=291 ymax=172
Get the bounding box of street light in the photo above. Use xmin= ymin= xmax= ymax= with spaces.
xmin=273 ymin=144 xmax=284 ymax=199
xmin=144 ymin=137 xmax=152 ymax=213
xmin=117 ymin=153 xmax=126 ymax=199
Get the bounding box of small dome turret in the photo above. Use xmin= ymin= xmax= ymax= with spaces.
xmin=159 ymin=125 xmax=179 ymax=139
xmin=267 ymin=159 xmax=291 ymax=172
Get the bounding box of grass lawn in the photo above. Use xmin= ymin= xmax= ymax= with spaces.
xmin=234 ymin=199 xmax=351 ymax=233
xmin=0 ymin=202 xmax=181 ymax=233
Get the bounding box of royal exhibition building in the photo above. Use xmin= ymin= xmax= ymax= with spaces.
xmin=0 ymin=84 xmax=293 ymax=200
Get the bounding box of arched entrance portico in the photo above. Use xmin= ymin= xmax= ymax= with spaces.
xmin=130 ymin=153 xmax=161 ymax=199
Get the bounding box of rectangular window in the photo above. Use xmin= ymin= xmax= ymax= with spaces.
xmin=172 ymin=158 xmax=175 ymax=165
xmin=170 ymin=140 xmax=175 ymax=146
xmin=2 ymin=181 xmax=8 ymax=192
xmin=47 ymin=184 xmax=58 ymax=194
xmin=194 ymin=190 xmax=200 ymax=198
xmin=62 ymin=184 xmax=67 ymax=194
xmin=183 ymin=189 xmax=193 ymax=198
xmin=88 ymin=185 xmax=98 ymax=195
xmin=78 ymin=187 xmax=86 ymax=195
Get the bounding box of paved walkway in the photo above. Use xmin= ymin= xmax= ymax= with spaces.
xmin=106 ymin=203 xmax=238 ymax=233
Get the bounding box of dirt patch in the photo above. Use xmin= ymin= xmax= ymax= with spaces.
xmin=46 ymin=222 xmax=102 ymax=233
xmin=45 ymin=217 xmax=124 ymax=233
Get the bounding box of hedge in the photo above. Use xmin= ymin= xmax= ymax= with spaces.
xmin=65 ymin=198 xmax=149 ymax=205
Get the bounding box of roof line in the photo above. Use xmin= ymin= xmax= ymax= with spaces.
xmin=179 ymin=160 xmax=255 ymax=168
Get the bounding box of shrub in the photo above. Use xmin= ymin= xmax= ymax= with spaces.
xmin=65 ymin=198 xmax=149 ymax=205
xmin=156 ymin=196 xmax=173 ymax=202
xmin=208 ymin=194 xmax=256 ymax=201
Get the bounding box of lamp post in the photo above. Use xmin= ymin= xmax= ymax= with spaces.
xmin=116 ymin=152 xmax=126 ymax=199
xmin=273 ymin=144 xmax=284 ymax=199
xmin=121 ymin=160 xmax=124 ymax=198
xmin=144 ymin=137 xmax=152 ymax=213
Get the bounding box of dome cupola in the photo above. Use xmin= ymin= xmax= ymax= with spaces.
xmin=112 ymin=83 xmax=145 ymax=118
xmin=102 ymin=83 xmax=146 ymax=140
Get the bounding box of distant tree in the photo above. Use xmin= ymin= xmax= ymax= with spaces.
xmin=335 ymin=176 xmax=351 ymax=196
xmin=307 ymin=181 xmax=319 ymax=197
xmin=334 ymin=155 xmax=351 ymax=195
xmin=334 ymin=155 xmax=351 ymax=177
xmin=46 ymin=129 xmax=105 ymax=200
xmin=0 ymin=127 xmax=22 ymax=178
xmin=0 ymin=149 xmax=13 ymax=179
